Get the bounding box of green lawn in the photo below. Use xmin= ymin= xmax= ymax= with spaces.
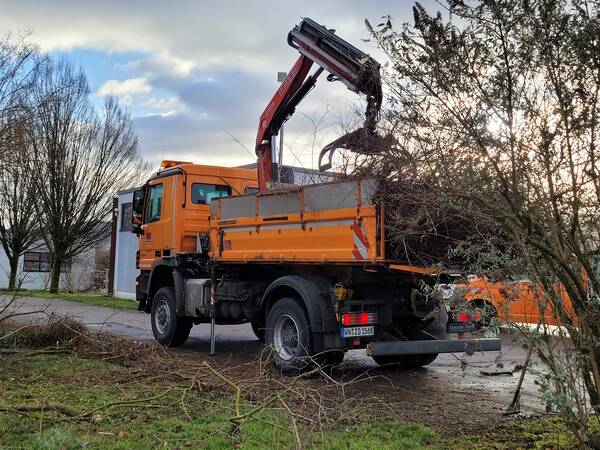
xmin=0 ymin=350 xmax=581 ymax=449
xmin=0 ymin=353 xmax=448 ymax=450
xmin=0 ymin=289 xmax=137 ymax=310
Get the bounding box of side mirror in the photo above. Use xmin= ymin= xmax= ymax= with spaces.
xmin=131 ymin=222 xmax=142 ymax=235
xmin=131 ymin=188 xmax=145 ymax=235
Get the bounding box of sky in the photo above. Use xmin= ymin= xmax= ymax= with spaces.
xmin=0 ymin=1 xmax=427 ymax=171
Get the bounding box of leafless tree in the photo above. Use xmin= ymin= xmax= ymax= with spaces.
xmin=0 ymin=116 xmax=40 ymax=290
xmin=365 ymin=0 xmax=600 ymax=442
xmin=0 ymin=34 xmax=40 ymax=163
xmin=28 ymin=59 xmax=148 ymax=293
xmin=0 ymin=35 xmax=44 ymax=290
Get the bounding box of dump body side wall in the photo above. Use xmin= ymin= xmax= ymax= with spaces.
xmin=209 ymin=178 xmax=384 ymax=264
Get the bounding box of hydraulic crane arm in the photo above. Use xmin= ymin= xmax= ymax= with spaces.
xmin=255 ymin=18 xmax=389 ymax=191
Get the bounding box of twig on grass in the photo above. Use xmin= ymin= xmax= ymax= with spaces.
xmin=0 ymin=400 xmax=82 ymax=417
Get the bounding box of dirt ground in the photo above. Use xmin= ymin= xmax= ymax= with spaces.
xmin=173 ymin=335 xmax=546 ymax=434
xmin=1 ymin=295 xmax=550 ymax=434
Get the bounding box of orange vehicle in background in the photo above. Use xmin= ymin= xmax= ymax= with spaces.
xmin=460 ymin=276 xmax=575 ymax=326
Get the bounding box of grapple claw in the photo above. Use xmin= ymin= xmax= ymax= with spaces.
xmin=318 ymin=127 xmax=396 ymax=171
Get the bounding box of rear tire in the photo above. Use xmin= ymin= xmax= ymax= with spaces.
xmin=151 ymin=287 xmax=192 ymax=347
xmin=322 ymin=349 xmax=345 ymax=367
xmin=413 ymin=353 xmax=438 ymax=367
xmin=266 ymin=297 xmax=312 ymax=374
xmin=372 ymin=353 xmax=436 ymax=368
xmin=372 ymin=353 xmax=438 ymax=368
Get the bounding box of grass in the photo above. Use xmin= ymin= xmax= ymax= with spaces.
xmin=0 ymin=353 xmax=447 ymax=449
xmin=0 ymin=289 xmax=137 ymax=310
xmin=0 ymin=349 xmax=586 ymax=449
xmin=0 ymin=321 xmax=588 ymax=449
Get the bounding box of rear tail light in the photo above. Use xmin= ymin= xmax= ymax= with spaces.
xmin=135 ymin=250 xmax=140 ymax=269
xmin=341 ymin=312 xmax=378 ymax=326
xmin=457 ymin=311 xmax=480 ymax=322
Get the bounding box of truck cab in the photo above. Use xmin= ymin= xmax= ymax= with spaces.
xmin=132 ymin=161 xmax=257 ymax=311
xmin=133 ymin=161 xmax=258 ymax=270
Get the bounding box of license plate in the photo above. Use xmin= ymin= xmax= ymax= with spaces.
xmin=447 ymin=321 xmax=479 ymax=333
xmin=340 ymin=326 xmax=374 ymax=338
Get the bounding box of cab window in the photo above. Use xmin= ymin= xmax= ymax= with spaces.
xmin=145 ymin=183 xmax=164 ymax=223
xmin=191 ymin=183 xmax=231 ymax=204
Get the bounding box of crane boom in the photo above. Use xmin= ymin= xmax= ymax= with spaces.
xmin=255 ymin=18 xmax=388 ymax=191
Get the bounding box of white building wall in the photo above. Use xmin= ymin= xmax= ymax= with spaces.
xmin=0 ymin=249 xmax=49 ymax=290
xmin=0 ymin=243 xmax=95 ymax=291
xmin=113 ymin=190 xmax=139 ymax=299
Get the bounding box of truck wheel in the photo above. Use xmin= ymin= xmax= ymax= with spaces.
xmin=413 ymin=353 xmax=438 ymax=367
xmin=250 ymin=320 xmax=265 ymax=342
xmin=372 ymin=316 xmax=439 ymax=369
xmin=323 ymin=349 xmax=345 ymax=367
xmin=266 ymin=297 xmax=312 ymax=373
xmin=151 ymin=287 xmax=192 ymax=347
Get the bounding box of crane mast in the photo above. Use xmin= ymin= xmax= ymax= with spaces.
xmin=255 ymin=18 xmax=388 ymax=191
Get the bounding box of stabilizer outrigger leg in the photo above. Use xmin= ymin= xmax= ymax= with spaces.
xmin=209 ymin=264 xmax=217 ymax=356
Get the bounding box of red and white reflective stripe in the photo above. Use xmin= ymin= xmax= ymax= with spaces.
xmin=352 ymin=219 xmax=369 ymax=260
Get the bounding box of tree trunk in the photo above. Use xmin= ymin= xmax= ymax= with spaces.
xmin=49 ymin=259 xmax=61 ymax=293
xmin=7 ymin=257 xmax=18 ymax=291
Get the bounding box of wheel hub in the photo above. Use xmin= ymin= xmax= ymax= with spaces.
xmin=155 ymin=299 xmax=170 ymax=335
xmin=273 ymin=314 xmax=300 ymax=361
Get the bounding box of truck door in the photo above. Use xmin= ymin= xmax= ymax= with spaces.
xmin=139 ymin=181 xmax=165 ymax=270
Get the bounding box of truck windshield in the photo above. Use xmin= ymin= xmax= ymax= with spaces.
xmin=191 ymin=183 xmax=231 ymax=204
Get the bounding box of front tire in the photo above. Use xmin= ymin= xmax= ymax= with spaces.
xmin=266 ymin=297 xmax=312 ymax=373
xmin=151 ymin=287 xmax=192 ymax=347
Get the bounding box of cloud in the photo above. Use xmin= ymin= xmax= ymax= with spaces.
xmin=0 ymin=0 xmax=409 ymax=74
xmin=133 ymin=111 xmax=255 ymax=167
xmin=98 ymin=77 xmax=151 ymax=105
xmin=0 ymin=0 xmax=423 ymax=170
xmin=98 ymin=77 xmax=186 ymax=115
xmin=143 ymin=96 xmax=186 ymax=113
xmin=124 ymin=50 xmax=195 ymax=79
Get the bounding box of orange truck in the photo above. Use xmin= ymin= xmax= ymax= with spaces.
xmin=130 ymin=18 xmax=500 ymax=371
xmin=459 ymin=276 xmax=576 ymax=326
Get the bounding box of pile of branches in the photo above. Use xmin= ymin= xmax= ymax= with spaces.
xmin=353 ymin=157 xmax=501 ymax=268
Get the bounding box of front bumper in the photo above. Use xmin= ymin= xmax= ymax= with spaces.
xmin=366 ymin=338 xmax=501 ymax=356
